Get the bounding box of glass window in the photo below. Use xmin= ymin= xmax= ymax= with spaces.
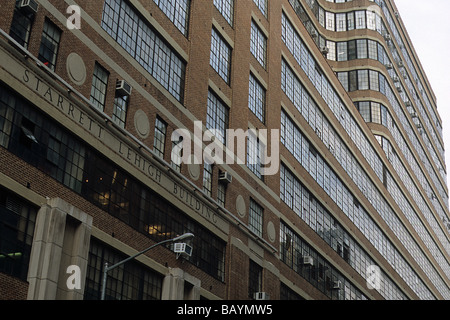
xmin=357 ymin=70 xmax=369 ymax=90
xmin=170 ymin=133 xmax=183 ymax=172
xmin=90 ymin=63 xmax=109 ymax=111
xmin=349 ymin=71 xmax=357 ymax=92
xmin=102 ymin=0 xmax=186 ymax=102
xmin=153 ymin=0 xmax=191 ymax=36
xmin=250 ymin=20 xmax=267 ymax=68
xmin=247 ymin=129 xmax=263 ymax=179
xmin=337 ymin=42 xmax=347 ymax=61
xmin=38 ymin=19 xmax=62 ymax=71
xmin=0 ymin=92 xmax=14 ymax=148
xmin=348 ymin=40 xmax=356 ymax=60
xmin=357 ymin=40 xmax=367 ymax=59
xmin=248 ymin=74 xmax=266 ymax=123
xmin=203 ymin=163 xmax=213 ymax=197
xmin=280 ymin=222 xmax=366 ymax=300
xmin=253 ymin=0 xmax=267 ymax=17
xmin=214 ymin=0 xmax=234 ymax=26
xmin=249 ymin=199 xmax=263 ymax=237
xmin=9 ymin=3 xmax=34 ymax=49
xmin=206 ymin=90 xmax=229 ymax=145
xmin=369 ymin=70 xmax=379 ymax=91
xmin=379 ymin=73 xmax=386 ymax=95
xmin=217 ymin=179 xmax=226 ymax=207
xmin=327 ymin=41 xmax=336 ymax=61
xmin=1 ymin=83 xmax=229 ymax=284
xmin=367 ymin=11 xmax=376 ymax=30
xmin=377 ymin=43 xmax=385 ymax=65
xmin=64 ymin=141 xmax=86 ymax=194
xmin=326 ymin=12 xmax=335 ymax=31
xmin=210 ymin=28 xmax=232 ymax=84
xmin=116 ymin=1 xmax=138 ymax=57
xmin=347 ymin=12 xmax=355 ymax=30
xmin=280 ymin=282 xmax=306 ymax=300
xmin=0 ymin=188 xmax=37 ymax=281
xmin=368 ymin=40 xmax=378 ymax=60
xmin=1 ymin=83 xmax=87 ymax=192
xmin=358 ymin=102 xmax=371 ymax=122
xmin=336 ymin=13 xmax=346 ymax=32
xmin=84 ymin=239 xmax=163 ymax=300
xmin=249 ymin=260 xmax=263 ymax=299
xmin=381 ymin=105 xmax=388 ymax=127
xmin=371 ymin=102 xmax=381 ymax=124
xmin=338 ymin=72 xmax=348 ymax=91
xmin=153 ymin=116 xmax=167 ymax=158
xmin=112 ymin=95 xmax=128 ymax=128
xmin=355 ymin=11 xmax=366 ymax=29
xmin=318 ymin=7 xmax=325 ymax=27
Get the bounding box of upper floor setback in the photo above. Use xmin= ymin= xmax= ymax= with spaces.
xmin=289 ymin=0 xmax=445 ymax=161
xmin=286 ymin=0 xmax=447 ymax=189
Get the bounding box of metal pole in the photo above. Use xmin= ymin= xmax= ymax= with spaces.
xmin=101 ymin=262 xmax=108 ymax=301
xmin=100 ymin=233 xmax=194 ymax=300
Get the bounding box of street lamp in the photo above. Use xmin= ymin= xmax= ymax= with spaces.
xmin=100 ymin=233 xmax=194 ymax=300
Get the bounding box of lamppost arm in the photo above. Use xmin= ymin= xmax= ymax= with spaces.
xmin=100 ymin=233 xmax=194 ymax=300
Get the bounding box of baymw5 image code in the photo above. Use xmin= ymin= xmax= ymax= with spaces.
xmin=0 ymin=0 xmax=449 ymax=312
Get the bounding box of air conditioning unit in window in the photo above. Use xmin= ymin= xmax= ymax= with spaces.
xmin=385 ymin=63 xmax=393 ymax=70
xmin=397 ymin=61 xmax=405 ymax=68
xmin=173 ymin=242 xmax=193 ymax=257
xmin=20 ymin=0 xmax=39 ymax=14
xmin=219 ymin=171 xmax=233 ymax=184
xmin=384 ymin=34 xmax=392 ymax=41
xmin=254 ymin=292 xmax=270 ymax=300
xmin=392 ymin=76 xmax=400 ymax=83
xmin=405 ymin=101 xmax=412 ymax=107
xmin=332 ymin=280 xmax=343 ymax=290
xmin=320 ymin=46 xmax=329 ymax=55
xmin=301 ymin=256 xmax=314 ymax=266
xmin=116 ymin=80 xmax=132 ymax=96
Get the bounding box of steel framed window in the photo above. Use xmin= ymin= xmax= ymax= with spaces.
xmin=206 ymin=90 xmax=229 ymax=145
xmin=90 ymin=63 xmax=109 ymax=111
xmin=210 ymin=28 xmax=232 ymax=84
xmin=250 ymin=20 xmax=267 ymax=68
xmin=153 ymin=116 xmax=167 ymax=158
xmin=153 ymin=0 xmax=191 ymax=36
xmin=101 ymin=0 xmax=186 ymax=102
xmin=213 ymin=0 xmax=234 ymax=26
xmin=249 ymin=199 xmax=263 ymax=237
xmin=248 ymin=74 xmax=265 ymax=123
xmin=112 ymin=95 xmax=128 ymax=128
xmin=84 ymin=239 xmax=163 ymax=300
xmin=38 ymin=19 xmax=61 ymax=71
xmin=253 ymin=0 xmax=267 ymax=17
xmin=9 ymin=3 xmax=34 ymax=49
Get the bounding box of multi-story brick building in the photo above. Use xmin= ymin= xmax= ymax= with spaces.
xmin=0 ymin=0 xmax=449 ymax=301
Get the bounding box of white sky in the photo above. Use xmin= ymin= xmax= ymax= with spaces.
xmin=394 ymin=0 xmax=450 ymax=187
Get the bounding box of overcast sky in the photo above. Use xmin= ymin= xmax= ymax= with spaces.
xmin=394 ymin=0 xmax=450 ymax=187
